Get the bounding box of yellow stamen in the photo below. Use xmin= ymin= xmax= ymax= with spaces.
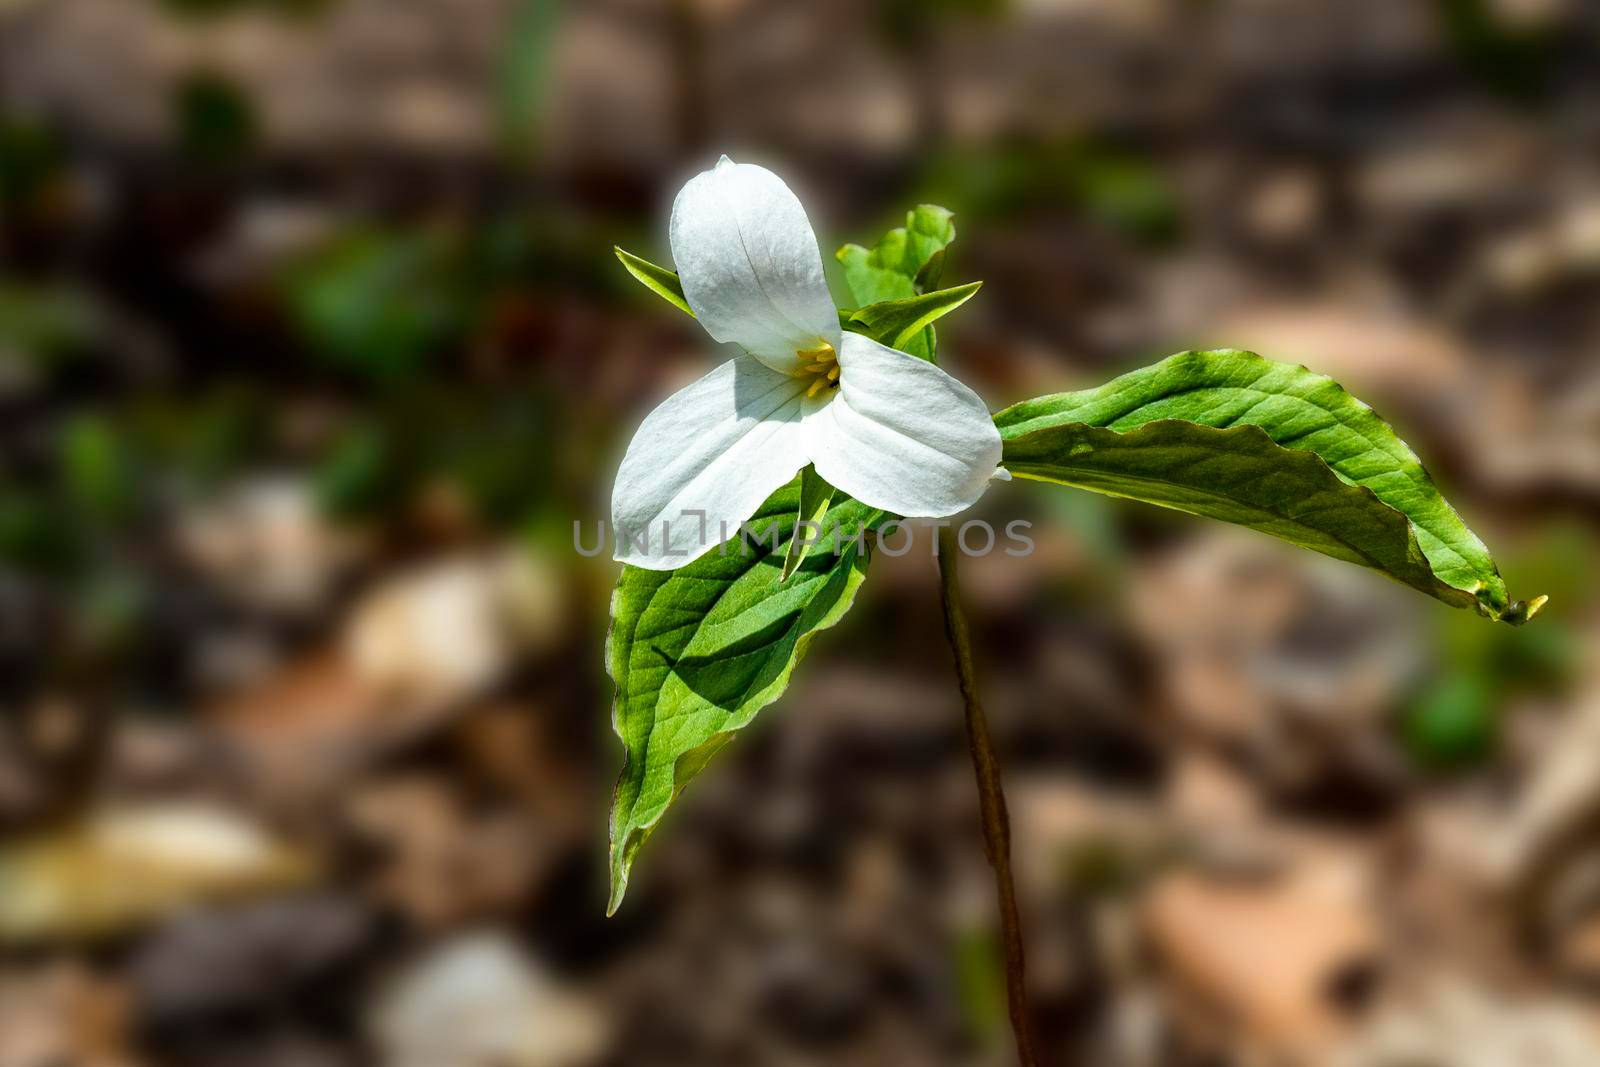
xmin=795 ymin=340 xmax=840 ymax=398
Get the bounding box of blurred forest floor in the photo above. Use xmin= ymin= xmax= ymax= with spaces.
xmin=4 ymin=0 xmax=1600 ymax=1065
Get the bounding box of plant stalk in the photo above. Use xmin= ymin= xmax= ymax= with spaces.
xmin=935 ymin=526 xmax=1040 ymax=1067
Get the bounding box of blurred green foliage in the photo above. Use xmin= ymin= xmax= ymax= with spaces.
xmin=874 ymin=0 xmax=1008 ymax=47
xmin=314 ymin=420 xmax=402 ymax=519
xmin=0 ymin=114 xmax=63 ymax=213
xmin=0 ymin=285 xmax=100 ymax=372
xmin=68 ymin=568 xmax=150 ymax=663
xmin=950 ymin=926 xmax=1006 ymax=1046
xmin=1401 ymin=524 xmax=1591 ymax=770
xmin=1437 ymin=0 xmax=1560 ymax=105
xmin=60 ymin=414 xmax=135 ymax=525
xmin=117 ymin=387 xmax=266 ymax=494
xmin=1403 ymin=673 xmax=1496 ymax=771
xmin=1042 ymin=488 xmax=1124 ymax=574
xmin=428 ymin=392 xmax=557 ymax=525
xmin=281 ymin=229 xmax=469 ymax=380
xmin=0 ymin=487 xmax=81 ymax=576
xmin=154 ymin=0 xmax=334 ymax=20
xmin=280 ymin=207 xmax=639 ymax=382
xmin=919 ymin=140 xmax=1179 ymax=246
xmin=496 ymin=0 xmax=562 ymax=159
xmin=311 ymin=389 xmax=557 ymax=526
xmin=173 ymin=72 xmax=259 ymax=166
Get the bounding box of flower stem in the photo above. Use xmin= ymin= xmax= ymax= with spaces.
xmin=935 ymin=527 xmax=1040 ymax=1067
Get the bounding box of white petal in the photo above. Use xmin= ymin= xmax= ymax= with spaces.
xmin=805 ymin=333 xmax=1002 ymax=517
xmin=670 ymin=157 xmax=840 ymax=374
xmin=613 ymin=355 xmax=810 ymax=569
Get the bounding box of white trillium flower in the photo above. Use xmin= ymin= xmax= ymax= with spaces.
xmin=612 ymin=156 xmax=1004 ymax=569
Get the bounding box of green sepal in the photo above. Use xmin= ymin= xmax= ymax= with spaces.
xmin=614 ymin=246 xmax=694 ymax=318
xmin=781 ymin=465 xmax=836 ymax=582
xmin=843 ymin=281 xmax=981 ymax=363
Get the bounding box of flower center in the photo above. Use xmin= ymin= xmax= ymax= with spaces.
xmin=795 ymin=341 xmax=840 ymax=398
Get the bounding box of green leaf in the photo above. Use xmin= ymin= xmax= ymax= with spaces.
xmin=996 ymin=349 xmax=1543 ymax=624
xmin=608 ymin=485 xmax=880 ymax=913
xmin=845 ymin=281 xmax=981 ymax=363
xmin=837 ymin=204 xmax=957 ymax=305
xmin=781 ymin=465 xmax=835 ymax=582
xmin=614 ymin=246 xmax=694 ymax=318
